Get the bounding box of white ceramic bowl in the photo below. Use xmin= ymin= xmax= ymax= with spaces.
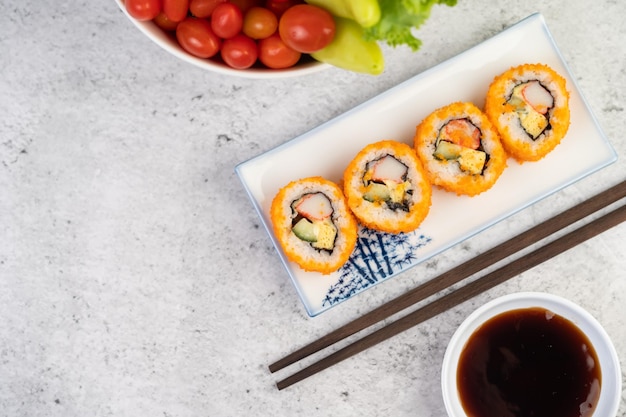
xmin=441 ymin=292 xmax=621 ymax=417
xmin=114 ymin=0 xmax=329 ymax=79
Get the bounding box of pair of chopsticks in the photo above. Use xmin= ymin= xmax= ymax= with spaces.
xmin=269 ymin=179 xmax=626 ymax=390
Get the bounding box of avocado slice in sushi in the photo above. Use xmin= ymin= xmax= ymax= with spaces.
xmin=292 ymin=218 xmax=317 ymax=242
xmin=363 ymin=182 xmax=391 ymax=202
xmin=291 ymin=218 xmax=337 ymax=250
xmin=433 ymin=140 xmax=463 ymax=160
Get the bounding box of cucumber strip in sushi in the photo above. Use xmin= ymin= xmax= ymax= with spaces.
xmin=484 ymin=63 xmax=570 ymax=162
xmin=414 ymin=102 xmax=507 ymax=197
xmin=270 ymin=177 xmax=358 ymax=274
xmin=343 ymin=140 xmax=432 ymax=233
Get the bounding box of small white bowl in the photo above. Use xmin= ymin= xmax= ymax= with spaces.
xmin=441 ymin=292 xmax=621 ymax=417
xmin=114 ymin=0 xmax=329 ymax=79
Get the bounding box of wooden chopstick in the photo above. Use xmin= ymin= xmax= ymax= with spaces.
xmin=275 ymin=202 xmax=626 ymax=390
xmin=269 ymin=180 xmax=626 ymax=375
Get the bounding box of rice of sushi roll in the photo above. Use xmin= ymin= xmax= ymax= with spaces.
xmin=414 ymin=102 xmax=507 ymax=197
xmin=484 ymin=63 xmax=570 ymax=162
xmin=270 ymin=176 xmax=358 ymax=274
xmin=343 ymin=140 xmax=432 ymax=233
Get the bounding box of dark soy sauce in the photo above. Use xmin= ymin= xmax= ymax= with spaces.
xmin=457 ymin=308 xmax=601 ymax=417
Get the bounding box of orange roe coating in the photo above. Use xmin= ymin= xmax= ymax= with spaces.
xmin=270 ymin=176 xmax=357 ymax=275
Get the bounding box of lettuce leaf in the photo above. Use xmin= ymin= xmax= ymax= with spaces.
xmin=363 ymin=0 xmax=458 ymax=51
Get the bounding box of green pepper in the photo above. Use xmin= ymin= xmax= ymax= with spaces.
xmin=305 ymin=0 xmax=381 ymax=28
xmin=311 ymin=17 xmax=384 ymax=75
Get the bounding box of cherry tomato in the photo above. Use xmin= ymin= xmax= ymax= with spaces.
xmin=153 ymin=11 xmax=180 ymax=31
xmin=126 ymin=0 xmax=162 ymax=21
xmin=264 ymin=0 xmax=302 ymax=17
xmin=221 ymin=34 xmax=258 ymax=69
xmin=189 ymin=0 xmax=226 ymax=18
xmin=163 ymin=0 xmax=189 ymax=22
xmin=211 ymin=3 xmax=243 ymax=39
xmin=278 ymin=4 xmax=335 ymax=53
xmin=258 ymin=32 xmax=300 ymax=69
xmin=242 ymin=7 xmax=278 ymax=40
xmin=229 ymin=0 xmax=263 ymax=13
xmin=176 ymin=17 xmax=221 ymax=58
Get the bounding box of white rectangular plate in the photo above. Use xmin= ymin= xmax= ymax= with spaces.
xmin=235 ymin=13 xmax=617 ymax=317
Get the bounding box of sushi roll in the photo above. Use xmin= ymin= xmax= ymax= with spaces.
xmin=484 ymin=63 xmax=570 ymax=162
xmin=270 ymin=176 xmax=358 ymax=274
xmin=414 ymin=102 xmax=507 ymax=196
xmin=343 ymin=140 xmax=432 ymax=233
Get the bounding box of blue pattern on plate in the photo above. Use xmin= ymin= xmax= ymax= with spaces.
xmin=323 ymin=228 xmax=432 ymax=307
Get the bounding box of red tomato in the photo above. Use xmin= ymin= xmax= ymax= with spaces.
xmin=258 ymin=32 xmax=300 ymax=69
xmin=221 ymin=34 xmax=258 ymax=69
xmin=242 ymin=7 xmax=278 ymax=40
xmin=264 ymin=0 xmax=302 ymax=17
xmin=126 ymin=0 xmax=162 ymax=21
xmin=153 ymin=11 xmax=180 ymax=31
xmin=229 ymin=0 xmax=263 ymax=13
xmin=211 ymin=3 xmax=243 ymax=39
xmin=189 ymin=0 xmax=226 ymax=18
xmin=278 ymin=4 xmax=335 ymax=53
xmin=176 ymin=18 xmax=221 ymax=58
xmin=163 ymin=0 xmax=189 ymax=22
